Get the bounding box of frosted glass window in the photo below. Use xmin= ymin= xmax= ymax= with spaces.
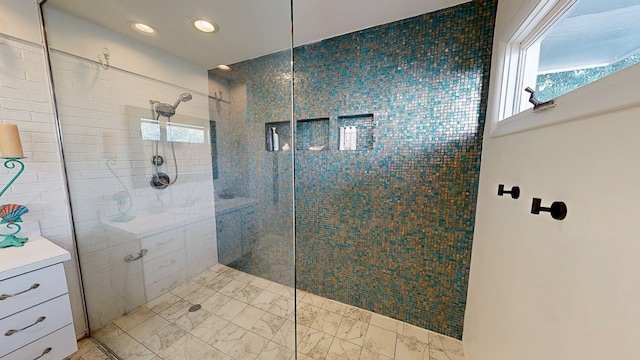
xmin=167 ymin=122 xmax=205 ymax=143
xmin=140 ymin=118 xmax=159 ymax=141
xmin=523 ymin=0 xmax=640 ymax=105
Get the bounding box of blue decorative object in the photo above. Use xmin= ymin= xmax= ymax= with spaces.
xmin=0 ymin=203 xmax=29 ymax=223
xmin=0 ymin=158 xmax=29 ymax=246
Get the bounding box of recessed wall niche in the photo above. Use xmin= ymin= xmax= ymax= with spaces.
xmin=295 ymin=118 xmax=329 ymax=151
xmin=337 ymin=113 xmax=374 ymax=151
xmin=264 ymin=121 xmax=291 ymax=151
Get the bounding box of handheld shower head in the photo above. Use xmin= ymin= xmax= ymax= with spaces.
xmin=173 ymin=93 xmax=193 ymax=109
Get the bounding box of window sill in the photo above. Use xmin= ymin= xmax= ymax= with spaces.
xmin=491 ymin=62 xmax=640 ymax=138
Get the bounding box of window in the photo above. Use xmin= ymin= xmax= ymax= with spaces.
xmin=489 ymin=0 xmax=640 ymax=136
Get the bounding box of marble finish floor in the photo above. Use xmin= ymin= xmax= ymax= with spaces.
xmin=84 ymin=264 xmax=465 ymax=360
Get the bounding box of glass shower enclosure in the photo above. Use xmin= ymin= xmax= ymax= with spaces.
xmin=40 ymin=0 xmax=294 ymax=357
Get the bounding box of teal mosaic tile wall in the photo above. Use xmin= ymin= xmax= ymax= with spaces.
xmin=214 ymin=0 xmax=496 ymax=339
xmin=293 ymin=0 xmax=496 ymax=339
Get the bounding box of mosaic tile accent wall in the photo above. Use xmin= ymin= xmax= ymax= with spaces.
xmin=293 ymin=0 xmax=496 ymax=339
xmin=212 ymin=0 xmax=496 ymax=339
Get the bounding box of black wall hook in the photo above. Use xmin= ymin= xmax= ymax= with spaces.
xmin=531 ymin=198 xmax=567 ymax=220
xmin=498 ymin=184 xmax=520 ymax=199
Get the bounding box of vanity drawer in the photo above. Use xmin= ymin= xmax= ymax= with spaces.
xmin=1 ymin=323 xmax=76 ymax=360
xmin=0 ymin=264 xmax=68 ymax=320
xmin=0 ymin=294 xmax=73 ymax=357
xmin=143 ymin=249 xmax=186 ymax=286
xmin=141 ymin=229 xmax=184 ymax=262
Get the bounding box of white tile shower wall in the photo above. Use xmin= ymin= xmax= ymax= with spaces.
xmin=49 ymin=51 xmax=218 ymax=330
xmin=0 ymin=34 xmax=87 ymax=337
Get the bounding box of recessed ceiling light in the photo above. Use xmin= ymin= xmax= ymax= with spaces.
xmin=217 ymin=64 xmax=231 ymax=71
xmin=130 ymin=22 xmax=156 ymax=35
xmin=192 ymin=18 xmax=218 ymax=33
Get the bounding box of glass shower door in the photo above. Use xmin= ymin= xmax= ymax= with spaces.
xmin=41 ymin=1 xmax=294 ymax=358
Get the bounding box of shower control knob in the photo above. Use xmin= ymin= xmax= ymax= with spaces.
xmin=151 ymin=155 xmax=164 ymax=166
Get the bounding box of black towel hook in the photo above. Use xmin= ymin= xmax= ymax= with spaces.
xmin=498 ymin=184 xmax=520 ymax=199
xmin=531 ymin=198 xmax=567 ymax=220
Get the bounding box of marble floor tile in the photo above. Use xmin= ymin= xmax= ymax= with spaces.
xmin=228 ymin=331 xmax=268 ymax=360
xmin=265 ymin=282 xmax=290 ymax=296
xmin=344 ymin=305 xmax=373 ymax=323
xmin=251 ymin=289 xmax=283 ymax=311
xmin=234 ymin=284 xmax=265 ymax=304
xmin=84 ymin=264 xmax=468 ymax=360
xmin=232 ymin=305 xmax=267 ymax=330
xmin=200 ymin=292 xmax=233 ymax=313
xmin=251 ymin=312 xmax=287 ymax=339
xmin=79 ymin=346 xmax=114 ymax=360
xmin=370 ymin=313 xmax=400 ymax=333
xmin=204 ymin=275 xmax=234 ymax=292
xmin=93 ymin=323 xmax=125 ymax=344
xmin=335 ymin=317 xmax=369 ymax=346
xmin=215 ymin=298 xmax=248 ymax=321
xmin=429 ymin=332 xmax=465 ymax=355
xmin=173 ymin=306 xmax=212 ymax=332
xmin=235 ymin=271 xmax=258 ymax=284
xmin=256 ymin=340 xmax=294 ymax=360
xmin=300 ymin=292 xmax=327 ymax=308
xmin=268 ymin=296 xmax=295 ymax=318
xmin=272 ymin=320 xmax=295 ymax=350
xmin=107 ymin=333 xmax=155 ymax=360
xmin=395 ymin=333 xmax=429 ymax=360
xmin=170 ymin=281 xmax=201 ymax=299
xmin=296 ymin=302 xmax=321 ymax=327
xmin=321 ymin=299 xmax=348 ymax=316
xmin=141 ymin=323 xmax=186 ymax=354
xmin=297 ymin=328 xmax=334 ymax=359
xmin=326 ymin=338 xmax=362 ymax=360
xmin=363 ymin=325 xmax=397 ymax=358
xmin=250 ymin=276 xmax=273 ymax=289
xmin=113 ymin=307 xmax=154 ymax=332
xmin=219 ymin=279 xmax=248 ymax=297
xmin=210 ymin=321 xmax=247 ymax=354
xmin=190 ymin=314 xmax=230 ymax=345
xmin=430 ymin=348 xmax=466 ymax=360
xmin=398 ymin=323 xmax=430 ymax=344
xmin=146 ymin=293 xmax=181 ymax=314
xmin=159 ymin=333 xmax=226 ymax=360
xmin=156 ymin=299 xmax=191 ymax=323
xmin=181 ymin=284 xmax=216 ymax=304
xmin=127 ymin=315 xmax=170 ymax=343
xmin=310 ymin=309 xmax=343 ymax=336
xmin=359 ymin=347 xmax=393 ymax=360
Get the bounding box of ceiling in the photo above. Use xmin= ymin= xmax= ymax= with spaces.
xmin=46 ymin=0 xmax=469 ymax=70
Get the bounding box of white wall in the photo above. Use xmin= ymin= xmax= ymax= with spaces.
xmin=0 ymin=0 xmax=86 ymax=337
xmin=463 ymin=1 xmax=640 ymax=359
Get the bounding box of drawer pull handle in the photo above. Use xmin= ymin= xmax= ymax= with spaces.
xmin=0 ymin=283 xmax=40 ymax=300
xmin=33 ymin=347 xmax=52 ymax=360
xmin=5 ymin=316 xmax=46 ymax=336
xmin=124 ymin=249 xmax=148 ymax=262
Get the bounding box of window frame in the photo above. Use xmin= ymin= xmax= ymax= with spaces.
xmin=487 ymin=0 xmax=640 ymax=138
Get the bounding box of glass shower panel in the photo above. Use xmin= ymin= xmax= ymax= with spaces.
xmin=41 ymin=1 xmax=293 ymax=358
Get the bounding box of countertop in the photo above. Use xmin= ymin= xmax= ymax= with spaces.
xmin=215 ymin=197 xmax=259 ymax=215
xmin=0 ymin=221 xmax=71 ymax=280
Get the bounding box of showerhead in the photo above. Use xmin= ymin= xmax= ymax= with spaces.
xmin=154 ymin=103 xmax=175 ymax=117
xmin=173 ymin=93 xmax=193 ymax=109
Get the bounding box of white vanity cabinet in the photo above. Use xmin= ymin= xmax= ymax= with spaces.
xmin=215 ymin=198 xmax=260 ymax=265
xmin=0 ymin=222 xmax=76 ymax=360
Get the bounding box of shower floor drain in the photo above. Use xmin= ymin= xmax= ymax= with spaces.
xmin=188 ymin=304 xmax=201 ymax=312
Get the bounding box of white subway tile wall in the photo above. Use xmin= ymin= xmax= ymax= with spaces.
xmin=0 ymin=34 xmax=86 ymax=336
xmin=48 ymin=50 xmax=218 ymax=330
